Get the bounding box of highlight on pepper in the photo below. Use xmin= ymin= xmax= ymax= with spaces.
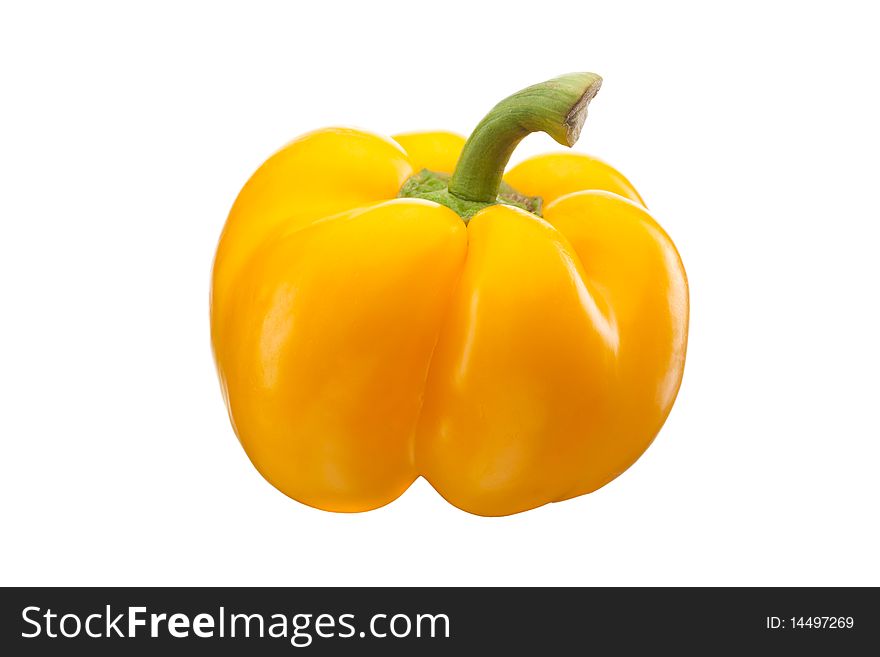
xmin=210 ymin=72 xmax=689 ymax=516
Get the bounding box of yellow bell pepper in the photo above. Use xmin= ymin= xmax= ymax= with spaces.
xmin=211 ymin=73 xmax=689 ymax=516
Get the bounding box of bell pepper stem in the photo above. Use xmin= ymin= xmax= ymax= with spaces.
xmin=448 ymin=73 xmax=603 ymax=204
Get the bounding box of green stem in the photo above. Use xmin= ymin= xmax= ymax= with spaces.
xmin=448 ymin=72 xmax=602 ymax=203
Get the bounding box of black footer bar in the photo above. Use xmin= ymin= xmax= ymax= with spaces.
xmin=1 ymin=587 xmax=875 ymax=654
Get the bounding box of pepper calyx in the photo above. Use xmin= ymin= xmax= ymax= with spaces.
xmin=398 ymin=169 xmax=542 ymax=222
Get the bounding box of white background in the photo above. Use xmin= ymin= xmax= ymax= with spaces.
xmin=2 ymin=1 xmax=878 ymax=586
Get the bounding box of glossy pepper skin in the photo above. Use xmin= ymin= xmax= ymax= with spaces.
xmin=211 ymin=74 xmax=688 ymax=516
